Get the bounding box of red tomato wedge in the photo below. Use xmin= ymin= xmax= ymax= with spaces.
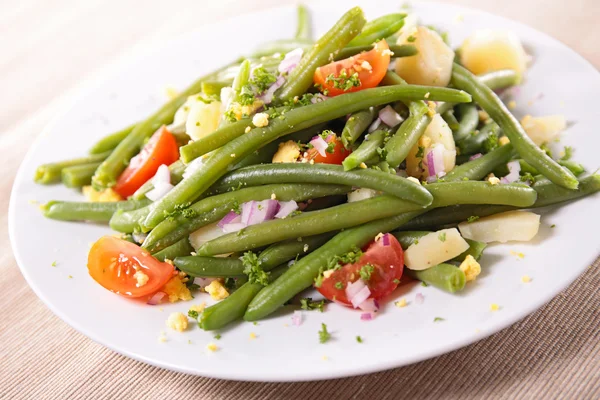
xmin=317 ymin=233 xmax=404 ymax=306
xmin=88 ymin=236 xmax=175 ymax=298
xmin=314 ymin=40 xmax=391 ymax=97
xmin=307 ymin=135 xmax=351 ymax=164
xmin=114 ymin=126 xmax=179 ymax=198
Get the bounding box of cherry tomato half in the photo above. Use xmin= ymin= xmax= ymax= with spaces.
xmin=314 ymin=40 xmax=391 ymax=97
xmin=88 ymin=236 xmax=175 ymax=298
xmin=317 ymin=234 xmax=404 ymax=306
xmin=114 ymin=125 xmax=179 ymax=198
xmin=307 ymin=135 xmax=351 ymax=164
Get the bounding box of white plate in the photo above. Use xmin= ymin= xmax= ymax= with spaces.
xmin=9 ymin=0 xmax=600 ymax=382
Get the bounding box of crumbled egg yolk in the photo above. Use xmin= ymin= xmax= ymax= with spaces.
xmin=478 ymin=110 xmax=490 ymax=122
xmin=508 ymin=100 xmax=517 ymax=110
xmin=359 ymin=162 xmax=368 ymax=169
xmin=510 ymin=250 xmax=525 ymax=259
xmin=490 ymin=303 xmax=500 ymax=311
xmin=133 ymin=270 xmax=149 ymax=287
xmin=361 ymin=60 xmax=372 ymax=71
xmin=205 ymin=280 xmax=229 ymax=300
xmin=322 ymin=270 xmax=334 ymax=279
xmin=487 ymin=176 xmax=501 ymax=185
xmin=521 ymin=275 xmax=532 ymax=283
xmin=407 ymin=176 xmax=421 ymax=186
xmin=82 ymin=186 xmax=122 ymax=202
xmin=189 ymin=302 xmax=206 ymax=314
xmin=499 ymin=136 xmax=510 ymax=146
xmin=252 ymin=112 xmax=269 ymax=127
xmin=207 ymin=343 xmax=219 ymax=352
xmin=459 ymin=255 xmax=481 ymax=282
xmin=249 ymin=332 xmax=257 ymax=339
xmin=166 ymin=312 xmax=188 ymax=332
xmin=272 ymin=140 xmax=301 ymax=163
xmin=158 ymin=331 xmax=167 ymax=343
xmin=395 ymin=298 xmax=408 ymax=308
xmin=418 ymin=135 xmax=432 ymax=149
xmin=162 ymin=272 xmax=192 ymax=303
xmin=245 ymin=126 xmax=251 ymax=133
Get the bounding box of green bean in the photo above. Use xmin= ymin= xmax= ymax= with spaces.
xmin=295 ymin=4 xmax=312 ymax=40
xmin=179 ymin=107 xmax=286 ymax=164
xmin=198 ymin=181 xmax=536 ymax=256
xmin=153 ymin=238 xmax=194 ymax=262
xmin=453 ymin=103 xmax=479 ymax=142
xmin=243 ymin=178 xmax=537 ymax=320
xmin=199 ymin=264 xmax=289 ymax=331
xmin=88 ymin=124 xmax=135 ymax=154
xmin=452 ymin=64 xmax=579 ymax=189
xmin=91 ymin=64 xmax=232 ymax=189
xmin=443 ymin=143 xmax=515 ymax=182
xmin=41 ymin=198 xmax=151 ymax=222
xmin=477 ymin=69 xmax=520 ymax=91
xmin=201 ymin=81 xmax=231 ymax=96
xmin=392 ymin=231 xmax=486 ymax=261
xmin=347 ymin=13 xmax=406 ymax=47
xmin=258 ymin=232 xmax=336 ymax=268
xmin=457 ymin=121 xmax=501 ymax=155
xmin=336 ymin=44 xmax=417 ymax=60
xmin=176 ymin=256 xmax=246 ymax=277
xmin=277 ymin=7 xmax=366 ymax=101
xmin=209 ymin=163 xmax=433 ymax=205
xmin=401 ymin=173 xmax=600 ymax=230
xmin=144 ymin=85 xmax=472 ymax=229
xmin=61 ymin=162 xmax=101 ymax=188
xmin=34 ymin=151 xmax=111 ymax=184
xmin=558 ymin=160 xmax=585 ymax=176
xmin=342 ymin=129 xmax=388 ymax=170
xmin=232 ymin=60 xmax=251 ymax=103
xmin=493 ymin=159 xmax=584 ymax=178
xmin=132 ymin=160 xmax=186 ymax=200
xmin=341 ymin=107 xmax=379 ymax=148
xmin=109 ymin=205 xmax=152 ymax=232
xmin=441 ymin=109 xmax=460 ymax=131
xmin=405 ymin=264 xmax=466 ymax=293
xmin=140 ymin=183 xmax=350 ymax=252
xmin=385 ymin=100 xmax=431 ymax=168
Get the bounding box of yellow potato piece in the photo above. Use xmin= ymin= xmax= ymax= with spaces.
xmin=405 ymin=114 xmax=456 ymax=179
xmin=458 ymin=211 xmax=540 ymax=243
xmin=186 ymin=100 xmax=223 ymax=141
xmin=460 ymin=30 xmax=527 ymax=77
xmin=520 ymin=115 xmax=566 ymax=145
xmin=404 ymin=228 xmax=470 ymax=270
xmin=395 ymin=26 xmax=455 ymax=87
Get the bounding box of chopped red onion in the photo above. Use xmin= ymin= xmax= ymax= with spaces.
xmin=387 ymin=59 xmax=397 ymax=71
xmin=152 ymin=164 xmax=171 ymax=185
xmin=469 ymin=153 xmax=483 ymax=161
xmin=381 ymin=233 xmax=391 ymax=246
xmin=425 ymin=144 xmax=446 ymax=178
xmin=291 ymin=310 xmax=303 ymax=326
xmin=415 ymin=292 xmax=424 ymax=304
xmin=183 ymin=156 xmax=206 ymax=179
xmin=379 ymin=105 xmax=403 ymax=127
xmin=147 ymin=291 xmax=166 ymax=305
xmin=426 ymin=175 xmax=438 ymax=184
xmin=241 ymin=199 xmax=280 ymax=226
xmin=278 ymin=48 xmax=303 ymax=74
xmin=258 ymin=75 xmax=285 ymax=105
xmin=358 ymin=298 xmax=378 ymax=312
xmin=345 ymin=280 xmax=366 ymax=303
xmin=218 ymin=211 xmax=241 ymax=228
xmin=501 ymin=160 xmax=521 ymax=184
xmin=221 ymin=222 xmax=247 ymax=233
xmin=275 ymin=200 xmax=298 ymax=218
xmin=146 ymin=182 xmax=174 ymax=201
xmin=360 ymin=312 xmax=374 ymax=321
xmin=132 ymin=232 xmax=148 ymax=244
xmin=310 ymin=94 xmax=329 ymax=104
xmin=351 ymin=285 xmax=371 ymax=308
xmin=309 ymin=135 xmax=329 ymax=157
xmin=368 ymin=117 xmax=382 ymax=133
xmin=193 ymin=277 xmax=216 ymax=288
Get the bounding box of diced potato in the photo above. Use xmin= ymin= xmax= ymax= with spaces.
xmin=520 ymin=115 xmax=566 ymax=145
xmin=395 ymin=26 xmax=455 ymax=87
xmin=405 ymin=114 xmax=457 ymax=179
xmin=189 ymin=222 xmax=226 ymax=250
xmin=186 ymin=100 xmax=223 ymax=141
xmin=460 ymin=30 xmax=527 ymax=77
xmin=395 ymin=13 xmax=419 ymax=44
xmin=347 ymin=188 xmax=379 ymax=203
xmin=404 ymin=228 xmax=470 ymax=270
xmin=458 ymin=211 xmax=540 ymax=243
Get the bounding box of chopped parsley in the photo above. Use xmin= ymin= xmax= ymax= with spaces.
xmin=163 ymin=203 xmax=197 ymax=221
xmin=223 ymin=277 xmax=238 ymax=291
xmin=51 ymin=261 xmax=57 ymax=267
xmin=406 ymin=35 xmax=416 ymax=42
xmin=520 ymin=172 xmax=536 ymax=184
xmin=415 ymin=146 xmax=425 ymax=159
xmin=188 ymin=310 xmax=199 ymax=319
xmin=318 ymin=323 xmax=331 ymax=344
xmin=540 ymin=143 xmax=553 ymax=158
xmin=551 ymin=224 xmax=556 ymax=228
xmin=359 ymin=264 xmax=375 ymax=281
xmin=325 ymin=69 xmax=361 ymax=91
xmin=467 ymin=215 xmax=480 ymax=223
xmin=561 ymin=146 xmax=573 ymax=161
xmin=376 ymin=147 xmax=388 ymax=159
xmin=334 ymin=281 xmax=344 ymax=290
xmin=300 ymin=297 xmax=326 ymax=312
xmin=223 ymin=108 xmax=238 ymax=123
xmin=393 ymin=279 xmax=401 ymax=284
xmin=214 ymin=334 xmax=222 ymax=340
xmin=421 ymin=281 xmax=429 ymax=287
xmin=356 ymin=336 xmax=363 ymax=343
xmin=231 ymin=200 xmax=241 ymax=214
xmin=249 ymin=67 xmax=277 ymax=92
xmin=433 ymin=317 xmax=445 ymax=322
xmin=482 ymin=133 xmax=499 ymax=153
xmin=438 ymin=232 xmax=447 ymax=242
xmin=241 ymin=251 xmax=270 ymax=286
xmin=315 ymin=247 xmax=363 ymax=287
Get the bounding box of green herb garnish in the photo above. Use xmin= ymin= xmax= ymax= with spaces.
xmin=319 ymin=323 xmax=331 ymax=344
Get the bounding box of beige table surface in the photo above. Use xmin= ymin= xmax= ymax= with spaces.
xmin=1 ymin=0 xmax=599 ymax=398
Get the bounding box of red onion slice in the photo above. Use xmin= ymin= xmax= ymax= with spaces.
xmin=358 ymin=298 xmax=378 ymax=312
xmin=360 ymin=312 xmax=374 ymax=321
xmin=258 ymin=75 xmax=285 ymax=105
xmin=345 ymin=279 xmax=366 ymax=302
xmin=242 ymin=199 xmax=280 ymax=226
xmin=275 ymin=200 xmax=298 ymax=218
xmin=309 ymin=135 xmax=329 ymax=157
xmin=415 ymin=292 xmax=424 ymax=304
xmin=218 ymin=211 xmax=241 ymax=228
xmin=278 ymin=48 xmax=304 ymax=74
xmin=146 ymin=182 xmax=174 ymax=201
xmin=152 ymin=164 xmax=171 ymax=185
xmin=368 ymin=117 xmax=382 ymax=133
xmin=379 ymin=105 xmax=403 ymax=127
xmin=500 ymin=160 xmax=521 ymax=184
xmin=425 ymin=144 xmax=446 ymax=178
xmin=241 ymin=201 xmax=256 ymax=225
xmin=147 ymin=291 xmax=166 ymax=305
xmin=469 ymin=153 xmax=483 ymax=161
xmin=310 ymin=94 xmax=329 ymax=104
xmin=381 ymin=233 xmax=391 ymax=246
xmin=351 ymin=285 xmax=371 ymax=308
xmin=291 ymin=310 xmax=303 ymax=326
xmin=221 ymin=222 xmax=247 ymax=233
